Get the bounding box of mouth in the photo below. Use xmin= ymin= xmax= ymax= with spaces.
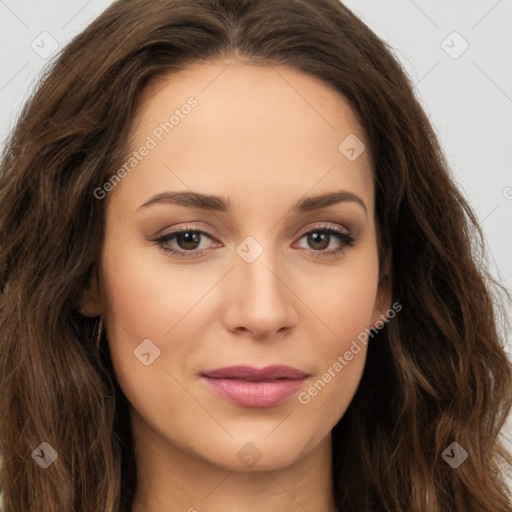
xmin=200 ymin=365 xmax=309 ymax=408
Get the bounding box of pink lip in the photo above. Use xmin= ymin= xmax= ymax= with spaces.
xmin=201 ymin=365 xmax=308 ymax=407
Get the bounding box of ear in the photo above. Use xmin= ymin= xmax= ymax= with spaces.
xmin=370 ymin=262 xmax=392 ymax=326
xmin=77 ymin=267 xmax=102 ymax=317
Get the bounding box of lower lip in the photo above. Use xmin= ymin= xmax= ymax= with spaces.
xmin=202 ymin=377 xmax=306 ymax=407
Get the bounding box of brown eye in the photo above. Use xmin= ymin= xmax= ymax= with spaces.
xmin=306 ymin=231 xmax=331 ymax=251
xmin=175 ymin=231 xmax=202 ymax=251
xmin=295 ymin=226 xmax=356 ymax=257
xmin=155 ymin=226 xmax=218 ymax=258
xmin=154 ymin=224 xmax=355 ymax=260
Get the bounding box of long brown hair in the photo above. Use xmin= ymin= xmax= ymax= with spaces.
xmin=1 ymin=0 xmax=511 ymax=510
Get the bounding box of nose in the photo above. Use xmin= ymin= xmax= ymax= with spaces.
xmin=222 ymin=246 xmax=298 ymax=341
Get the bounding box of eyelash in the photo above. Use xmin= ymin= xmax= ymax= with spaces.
xmin=153 ymin=223 xmax=356 ymax=260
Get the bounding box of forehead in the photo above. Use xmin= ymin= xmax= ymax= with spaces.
xmin=112 ymin=60 xmax=374 ymax=215
xmin=135 ymin=60 xmax=365 ymax=137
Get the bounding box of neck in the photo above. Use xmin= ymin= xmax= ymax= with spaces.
xmin=130 ymin=412 xmax=337 ymax=512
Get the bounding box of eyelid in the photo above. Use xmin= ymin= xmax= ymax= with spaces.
xmin=155 ymin=223 xmax=219 ymax=243
xmin=295 ymin=221 xmax=352 ymax=237
xmin=152 ymin=221 xmax=356 ymax=259
xmin=154 ymin=221 xmax=351 ymax=242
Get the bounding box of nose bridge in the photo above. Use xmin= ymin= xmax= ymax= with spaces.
xmin=235 ymin=234 xmax=287 ymax=305
xmin=223 ymin=232 xmax=296 ymax=336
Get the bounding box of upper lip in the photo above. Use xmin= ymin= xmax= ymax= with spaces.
xmin=201 ymin=365 xmax=308 ymax=381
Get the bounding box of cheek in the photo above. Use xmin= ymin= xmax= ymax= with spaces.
xmin=294 ymin=250 xmax=379 ymax=418
xmin=101 ymin=223 xmax=211 ymax=331
xmin=99 ymin=243 xmax=203 ymax=435
xmin=302 ymin=252 xmax=380 ymax=353
xmin=98 ymin=235 xmax=229 ymax=403
xmin=293 ymin=269 xmax=378 ymax=431
xmin=326 ymin=275 xmax=378 ymax=349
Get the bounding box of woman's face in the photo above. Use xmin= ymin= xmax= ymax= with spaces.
xmin=82 ymin=61 xmax=389 ymax=472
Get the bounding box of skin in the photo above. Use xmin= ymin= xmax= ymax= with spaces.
xmin=79 ymin=60 xmax=390 ymax=512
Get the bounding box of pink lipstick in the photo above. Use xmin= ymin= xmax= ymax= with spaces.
xmin=201 ymin=365 xmax=308 ymax=407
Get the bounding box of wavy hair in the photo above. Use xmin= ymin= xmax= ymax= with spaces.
xmin=0 ymin=0 xmax=511 ymax=510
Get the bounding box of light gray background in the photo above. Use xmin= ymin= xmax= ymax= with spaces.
xmin=1 ymin=0 xmax=511 ymax=487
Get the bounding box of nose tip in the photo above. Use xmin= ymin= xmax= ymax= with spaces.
xmin=222 ymin=243 xmax=299 ymax=341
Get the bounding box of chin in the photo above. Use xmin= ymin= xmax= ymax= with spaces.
xmin=193 ymin=432 xmax=317 ymax=472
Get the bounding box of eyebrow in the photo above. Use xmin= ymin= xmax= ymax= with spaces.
xmin=138 ymin=190 xmax=367 ymax=216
